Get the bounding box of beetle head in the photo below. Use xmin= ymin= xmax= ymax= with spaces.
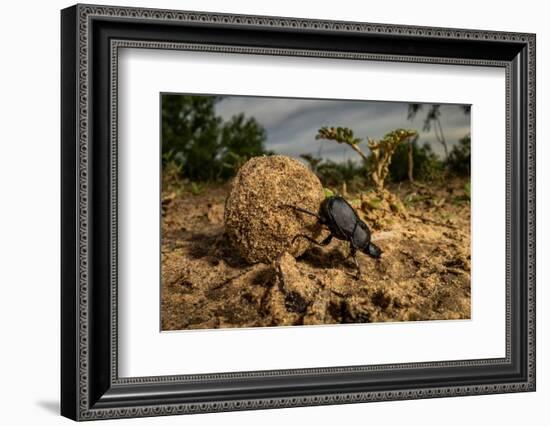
xmin=364 ymin=242 xmax=382 ymax=258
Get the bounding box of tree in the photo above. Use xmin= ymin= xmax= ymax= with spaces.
xmin=219 ymin=113 xmax=267 ymax=178
xmin=407 ymin=104 xmax=449 ymax=160
xmin=162 ymin=95 xmax=222 ymax=180
xmin=407 ymin=104 xmax=471 ymax=162
xmin=161 ymin=95 xmax=267 ymax=181
xmin=447 ymin=134 xmax=471 ymax=176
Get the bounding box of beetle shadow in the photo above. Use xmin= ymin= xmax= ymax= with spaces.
xmin=298 ymin=244 xmax=351 ymax=270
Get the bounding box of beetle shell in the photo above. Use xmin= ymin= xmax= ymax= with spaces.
xmin=321 ymin=196 xmax=372 ymax=250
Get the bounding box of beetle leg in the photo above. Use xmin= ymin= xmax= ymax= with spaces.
xmin=351 ymin=254 xmax=362 ymax=279
xmin=317 ymin=234 xmax=333 ymax=246
xmin=292 ymin=233 xmax=333 ymax=247
xmin=349 ymin=244 xmax=362 ymax=279
xmin=279 ymin=204 xmax=323 ymax=222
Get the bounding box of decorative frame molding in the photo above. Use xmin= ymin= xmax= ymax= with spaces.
xmin=61 ymin=3 xmax=535 ymax=421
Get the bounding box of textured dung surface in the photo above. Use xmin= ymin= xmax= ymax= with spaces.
xmin=224 ymin=155 xmax=326 ymax=263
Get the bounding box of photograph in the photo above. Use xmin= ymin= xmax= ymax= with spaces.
xmin=160 ymin=94 xmax=472 ymax=331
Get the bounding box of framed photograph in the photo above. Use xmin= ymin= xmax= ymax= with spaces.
xmin=61 ymin=4 xmax=536 ymax=421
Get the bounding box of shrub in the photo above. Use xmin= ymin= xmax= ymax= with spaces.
xmin=389 ymin=140 xmax=445 ymax=183
xmin=447 ymin=134 xmax=471 ymax=176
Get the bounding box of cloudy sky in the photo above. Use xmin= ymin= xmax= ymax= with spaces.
xmin=215 ymin=96 xmax=470 ymax=162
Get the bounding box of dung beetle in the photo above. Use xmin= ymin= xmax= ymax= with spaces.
xmin=283 ymin=196 xmax=382 ymax=278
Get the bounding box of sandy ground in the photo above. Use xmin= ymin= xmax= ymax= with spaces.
xmin=161 ymin=179 xmax=471 ymax=330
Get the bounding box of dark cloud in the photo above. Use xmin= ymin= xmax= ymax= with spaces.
xmin=216 ymin=95 xmax=470 ymax=161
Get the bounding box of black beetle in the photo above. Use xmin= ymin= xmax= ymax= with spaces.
xmin=283 ymin=196 xmax=382 ymax=277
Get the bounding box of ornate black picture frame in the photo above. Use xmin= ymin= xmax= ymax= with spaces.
xmin=61 ymin=3 xmax=536 ymax=421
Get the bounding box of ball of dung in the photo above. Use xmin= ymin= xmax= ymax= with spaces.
xmin=224 ymin=155 xmax=325 ymax=264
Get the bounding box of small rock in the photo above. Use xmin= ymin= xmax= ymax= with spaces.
xmin=344 ymin=296 xmax=373 ymax=323
xmin=276 ymin=252 xmax=319 ymax=301
xmin=264 ymin=284 xmax=301 ymax=326
xmin=320 ymin=268 xmax=353 ymax=297
xmin=303 ymin=290 xmax=331 ymax=325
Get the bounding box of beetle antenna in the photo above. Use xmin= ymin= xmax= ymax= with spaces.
xmin=278 ymin=204 xmax=322 ymax=221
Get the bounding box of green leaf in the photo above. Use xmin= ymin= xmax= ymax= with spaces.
xmin=323 ymin=187 xmax=335 ymax=198
xmin=190 ymin=182 xmax=203 ymax=195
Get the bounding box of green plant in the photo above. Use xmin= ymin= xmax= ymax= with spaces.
xmin=162 ymin=156 xmax=184 ymax=190
xmin=315 ymin=159 xmax=367 ymax=187
xmin=161 ymin=95 xmax=268 ymax=182
xmin=367 ymin=129 xmax=418 ymax=189
xmin=316 ymin=126 xmax=368 ymax=163
xmin=221 ymin=152 xmax=248 ymax=176
xmin=300 ymin=154 xmax=323 ymax=174
xmin=323 ymin=187 xmax=335 ymax=198
xmin=315 ymin=126 xmax=418 ymax=190
xmin=447 ymin=134 xmax=471 ymax=176
xmin=407 ymin=104 xmax=449 ymax=159
xmin=388 ymin=139 xmax=444 ymax=183
xmin=417 ymin=142 xmax=446 ymax=183
xmin=190 ymin=182 xmax=203 ymax=195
